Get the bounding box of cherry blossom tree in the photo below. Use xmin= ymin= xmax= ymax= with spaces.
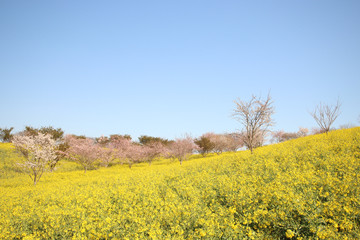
xmin=206 ymin=133 xmax=230 ymax=155
xmin=124 ymin=143 xmax=147 ymax=168
xmin=297 ymin=127 xmax=309 ymax=137
xmin=12 ymin=133 xmax=57 ymax=185
xmin=21 ymin=126 xmax=68 ymax=172
xmin=94 ymin=135 xmax=120 ymax=167
xmin=98 ymin=146 xmax=118 ymax=167
xmin=271 ymin=130 xmax=298 ymax=143
xmin=168 ymin=136 xmax=198 ymax=165
xmin=65 ymin=135 xmax=100 ymax=173
xmin=271 ymin=127 xmax=309 ymax=143
xmin=109 ymin=137 xmax=144 ymax=168
xmin=143 ymin=142 xmax=167 ymax=165
xmin=224 ymin=133 xmax=244 ymax=152
xmin=195 ymin=133 xmax=243 ymax=155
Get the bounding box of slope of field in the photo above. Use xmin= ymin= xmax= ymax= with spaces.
xmin=0 ymin=128 xmax=359 ymax=239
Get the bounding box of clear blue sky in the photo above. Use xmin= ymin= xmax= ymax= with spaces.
xmin=1 ymin=0 xmax=359 ymax=140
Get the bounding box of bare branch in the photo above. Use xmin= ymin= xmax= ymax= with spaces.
xmin=310 ymin=99 xmax=341 ymax=133
xmin=232 ymin=93 xmax=274 ymax=153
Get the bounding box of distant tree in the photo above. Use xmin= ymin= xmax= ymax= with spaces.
xmin=23 ymin=126 xmax=65 ymax=141
xmin=271 ymin=128 xmax=309 ymax=143
xmin=224 ymin=133 xmax=244 ymax=152
xmin=143 ymin=142 xmax=167 ymax=165
xmin=95 ymin=136 xmax=120 ymax=167
xmin=208 ymin=133 xmax=229 ymax=155
xmin=233 ymin=94 xmax=274 ymax=153
xmin=109 ymin=137 xmax=143 ymax=168
xmin=194 ymin=134 xmax=215 ymax=156
xmin=168 ymin=137 xmax=198 ymax=165
xmin=338 ymin=123 xmax=356 ymax=129
xmin=125 ymin=143 xmax=147 ymax=168
xmin=297 ymin=127 xmax=309 ymax=137
xmin=98 ymin=146 xmax=118 ymax=167
xmin=39 ymin=126 xmax=65 ymax=141
xmin=109 ymin=137 xmax=130 ymax=160
xmin=311 ymin=127 xmax=325 ymax=135
xmin=72 ymin=135 xmax=87 ymax=139
xmin=310 ymin=99 xmax=341 ymax=134
xmin=22 ymin=126 xmax=68 ymax=171
xmin=271 ymin=131 xmax=298 ymax=143
xmin=271 ymin=130 xmax=285 ymax=143
xmin=95 ymin=136 xmax=110 ymax=146
xmin=65 ymin=135 xmax=100 ymax=173
xmin=23 ymin=126 xmax=38 ymax=137
xmin=138 ymin=135 xmax=172 ymax=146
xmin=0 ymin=127 xmax=14 ymax=143
xmin=110 ymin=134 xmax=132 ymax=142
xmin=12 ymin=133 xmax=57 ymax=185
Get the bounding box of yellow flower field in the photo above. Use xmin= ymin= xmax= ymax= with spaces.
xmin=1 ymin=128 xmax=359 ymax=239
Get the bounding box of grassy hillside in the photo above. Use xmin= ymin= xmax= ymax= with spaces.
xmin=0 ymin=128 xmax=359 ymax=239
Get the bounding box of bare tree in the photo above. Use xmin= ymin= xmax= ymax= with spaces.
xmin=310 ymin=100 xmax=341 ymax=133
xmin=233 ymin=94 xmax=274 ymax=153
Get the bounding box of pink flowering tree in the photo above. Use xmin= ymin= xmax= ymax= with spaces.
xmin=65 ymin=135 xmax=100 ymax=173
xmin=209 ymin=133 xmax=245 ymax=154
xmin=20 ymin=126 xmax=68 ymax=172
xmin=143 ymin=142 xmax=167 ymax=165
xmin=168 ymin=136 xmax=198 ymax=165
xmin=125 ymin=143 xmax=148 ymax=168
xmin=98 ymin=146 xmax=118 ymax=167
xmin=224 ymin=133 xmax=244 ymax=152
xmin=109 ymin=137 xmax=142 ymax=168
xmin=271 ymin=130 xmax=286 ymax=143
xmin=95 ymin=135 xmax=119 ymax=167
xmin=271 ymin=128 xmax=309 ymax=143
xmin=12 ymin=133 xmax=57 ymax=185
xmin=205 ymin=133 xmax=229 ymax=155
xmin=297 ymin=127 xmax=309 ymax=137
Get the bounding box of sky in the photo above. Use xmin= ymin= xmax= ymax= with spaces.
xmin=1 ymin=0 xmax=359 ymax=141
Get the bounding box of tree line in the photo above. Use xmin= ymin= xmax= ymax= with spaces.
xmin=0 ymin=94 xmax=348 ymax=185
